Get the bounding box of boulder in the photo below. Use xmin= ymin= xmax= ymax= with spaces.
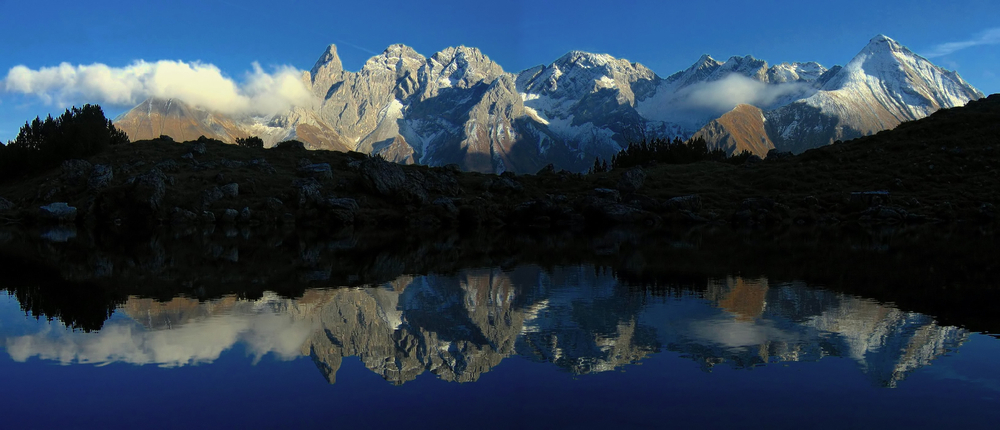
xmin=155 ymin=159 xmax=180 ymax=173
xmin=88 ymin=164 xmax=114 ymax=190
xmin=201 ymin=186 xmax=225 ymax=209
xmin=359 ymin=157 xmax=407 ymax=195
xmin=850 ymin=191 xmax=891 ymax=208
xmin=859 ymin=205 xmax=908 ymax=224
xmin=265 ymin=197 xmax=284 ymax=212
xmin=593 ymin=203 xmax=659 ymax=224
xmin=125 ymin=169 xmax=167 ymax=211
xmin=239 ymin=207 xmax=252 ymax=222
xmin=298 ymin=163 xmax=333 ymax=180
xmin=191 ymin=141 xmax=207 ymax=154
xmin=359 ymin=157 xmax=428 ymax=203
xmin=765 ymin=149 xmax=793 ymax=160
xmin=221 ymin=209 xmax=239 ymax=223
xmin=979 ymin=203 xmax=997 ymax=221
xmin=40 ymin=226 xmax=77 ymax=243
xmin=482 ymin=176 xmax=523 ymax=194
xmin=0 ymin=197 xmax=13 ymax=212
xmin=432 ymin=197 xmax=460 ymax=218
xmin=220 ymin=183 xmax=239 ymax=198
xmin=219 ymin=159 xmax=245 ymax=168
xmin=39 ymin=202 xmax=77 ymax=223
xmin=731 ymin=198 xmax=786 ymax=226
xmin=274 ymin=140 xmax=306 ymax=151
xmin=249 ymin=158 xmax=276 ymax=174
xmin=422 ymin=170 xmax=461 ymax=197
xmin=94 ymin=169 xmax=166 ymax=226
xmin=592 ymin=188 xmax=621 ymax=202
xmin=170 ymin=207 xmax=199 ymax=225
xmin=61 ymin=159 xmax=93 ymax=185
xmin=324 ymin=197 xmax=359 ymax=224
xmin=293 ymin=178 xmax=324 ymax=207
xmin=536 ymin=164 xmax=556 ymax=175
xmin=616 ymin=167 xmax=645 ymax=194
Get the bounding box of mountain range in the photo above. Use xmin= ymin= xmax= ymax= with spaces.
xmin=4 ymin=270 xmax=965 ymax=388
xmin=114 ymin=35 xmax=984 ymax=173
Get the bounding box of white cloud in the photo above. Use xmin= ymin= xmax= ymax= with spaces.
xmin=923 ymin=28 xmax=1000 ymax=58
xmin=674 ymin=73 xmax=816 ymax=115
xmin=2 ymin=60 xmax=313 ymax=116
xmin=4 ymin=303 xmax=315 ymax=367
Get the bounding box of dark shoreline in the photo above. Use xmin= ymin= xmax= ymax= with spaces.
xmin=2 ymin=222 xmax=997 ymax=336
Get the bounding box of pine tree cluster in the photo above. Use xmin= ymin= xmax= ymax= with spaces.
xmin=0 ymin=104 xmax=128 ymax=182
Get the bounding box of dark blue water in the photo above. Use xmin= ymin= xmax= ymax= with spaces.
xmin=1 ymin=266 xmax=998 ymax=429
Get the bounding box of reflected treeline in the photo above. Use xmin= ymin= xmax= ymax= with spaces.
xmin=1 ymin=269 xmax=966 ymax=388
xmin=0 ymin=223 xmax=998 ymax=335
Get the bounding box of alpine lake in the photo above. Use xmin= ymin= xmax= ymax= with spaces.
xmin=1 ymin=223 xmax=997 ymax=429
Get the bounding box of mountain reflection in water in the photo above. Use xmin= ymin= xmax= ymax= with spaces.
xmin=2 ymin=267 xmax=966 ymax=388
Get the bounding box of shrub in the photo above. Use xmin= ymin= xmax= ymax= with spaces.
xmin=608 ymin=136 xmax=732 ymax=170
xmin=236 ymin=136 xmax=264 ymax=149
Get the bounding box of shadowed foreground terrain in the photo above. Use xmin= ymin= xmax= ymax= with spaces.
xmin=0 ymin=95 xmax=997 ymax=232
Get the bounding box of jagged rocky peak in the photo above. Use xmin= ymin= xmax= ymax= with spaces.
xmin=818 ymin=33 xmax=984 ymax=102
xmin=692 ymin=53 xmax=721 ymax=69
xmin=363 ymin=44 xmax=427 ymax=74
xmin=666 ymin=53 xmax=724 ymax=87
xmin=715 ymin=55 xmax=769 ymax=80
xmin=555 ymin=50 xmax=619 ymax=68
xmin=767 ymin=61 xmax=827 ymax=83
xmin=554 ymin=51 xmax=656 ymax=77
xmin=868 ymin=34 xmax=904 ymax=52
xmin=424 ymin=45 xmax=506 ymax=91
xmin=519 ymin=50 xmax=656 ymax=98
xmin=310 ymin=44 xmax=343 ymax=79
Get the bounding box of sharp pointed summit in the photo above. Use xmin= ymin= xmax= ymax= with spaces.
xmin=310 ymin=44 xmax=342 ymax=79
xmin=114 ymin=36 xmax=985 ymax=172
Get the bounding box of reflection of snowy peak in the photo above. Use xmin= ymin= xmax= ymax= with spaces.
xmin=115 ymin=35 xmax=984 ymax=172
xmin=5 ymin=272 xmax=968 ymax=388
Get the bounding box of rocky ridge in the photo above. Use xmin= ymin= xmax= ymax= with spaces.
xmin=114 ymin=36 xmax=983 ymax=172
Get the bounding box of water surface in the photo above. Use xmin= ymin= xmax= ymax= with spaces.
xmin=2 ymin=266 xmax=997 ymax=429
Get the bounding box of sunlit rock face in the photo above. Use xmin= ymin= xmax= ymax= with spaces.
xmin=1 ymin=269 xmax=967 ymax=387
xmin=115 ymin=36 xmax=982 ymax=172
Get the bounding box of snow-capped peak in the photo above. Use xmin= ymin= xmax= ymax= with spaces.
xmin=362 ymin=44 xmax=425 ymax=73
xmin=423 ymin=46 xmax=505 ymax=95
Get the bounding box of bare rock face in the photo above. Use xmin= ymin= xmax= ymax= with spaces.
xmin=694 ymin=104 xmax=775 ymax=157
xmin=358 ymin=157 xmax=427 ymax=204
xmin=113 ymin=36 xmax=983 ymax=172
xmin=114 ymin=98 xmax=250 ymax=143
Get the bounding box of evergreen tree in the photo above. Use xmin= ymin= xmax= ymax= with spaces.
xmin=0 ymin=104 xmax=127 ymax=182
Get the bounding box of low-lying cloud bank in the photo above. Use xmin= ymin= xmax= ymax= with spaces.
xmin=2 ymin=60 xmax=313 ymax=116
xmin=677 ymin=74 xmax=816 ymax=113
xmin=639 ymin=73 xmax=817 ymax=126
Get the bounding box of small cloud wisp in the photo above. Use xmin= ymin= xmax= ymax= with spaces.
xmin=923 ymin=28 xmax=1000 ymax=58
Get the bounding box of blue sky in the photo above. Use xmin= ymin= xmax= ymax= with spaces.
xmin=1 ymin=0 xmax=998 ymax=141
